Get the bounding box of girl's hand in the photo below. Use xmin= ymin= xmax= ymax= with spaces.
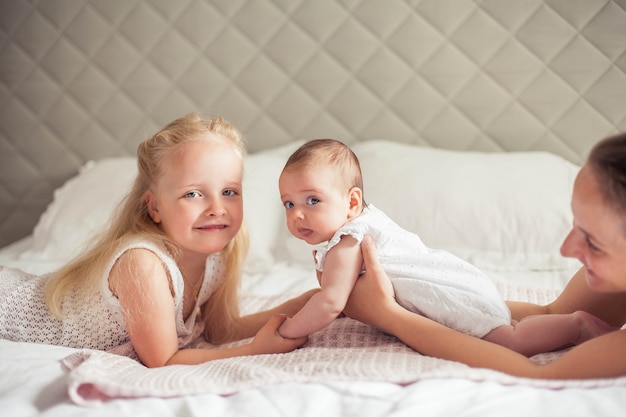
xmin=249 ymin=314 xmax=308 ymax=354
xmin=344 ymin=235 xmax=396 ymax=327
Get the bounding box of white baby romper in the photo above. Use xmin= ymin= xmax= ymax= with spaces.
xmin=314 ymin=205 xmax=511 ymax=338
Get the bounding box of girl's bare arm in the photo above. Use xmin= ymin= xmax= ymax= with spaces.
xmin=232 ymin=288 xmax=320 ymax=340
xmin=109 ymin=249 xmax=306 ymax=367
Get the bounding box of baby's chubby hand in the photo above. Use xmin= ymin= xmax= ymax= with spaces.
xmin=250 ymin=314 xmax=307 ymax=355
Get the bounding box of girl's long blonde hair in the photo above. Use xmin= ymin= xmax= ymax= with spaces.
xmin=44 ymin=112 xmax=249 ymax=344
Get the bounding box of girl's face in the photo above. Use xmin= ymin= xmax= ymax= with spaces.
xmin=279 ymin=165 xmax=361 ymax=245
xmin=146 ymin=135 xmax=244 ymax=261
xmin=560 ymin=164 xmax=626 ymax=292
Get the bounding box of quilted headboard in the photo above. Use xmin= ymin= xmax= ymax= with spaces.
xmin=1 ymin=0 xmax=625 ymax=247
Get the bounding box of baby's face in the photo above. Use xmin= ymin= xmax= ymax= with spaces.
xmin=279 ymin=166 xmax=353 ymax=245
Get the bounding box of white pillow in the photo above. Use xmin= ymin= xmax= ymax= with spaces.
xmin=356 ymin=140 xmax=580 ymax=270
xmin=242 ymin=141 xmax=304 ymax=272
xmin=19 ymin=158 xmax=137 ymax=261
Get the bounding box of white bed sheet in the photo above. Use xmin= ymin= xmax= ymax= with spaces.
xmin=1 ymin=336 xmax=624 ymax=417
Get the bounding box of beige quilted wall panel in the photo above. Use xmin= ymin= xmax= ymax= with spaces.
xmin=1 ymin=0 xmax=625 ymax=247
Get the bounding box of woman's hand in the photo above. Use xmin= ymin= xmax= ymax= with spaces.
xmin=249 ymin=314 xmax=308 ymax=354
xmin=343 ymin=235 xmax=397 ymax=327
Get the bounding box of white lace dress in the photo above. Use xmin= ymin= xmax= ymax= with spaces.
xmin=314 ymin=205 xmax=511 ymax=338
xmin=0 ymin=239 xmax=225 ymax=355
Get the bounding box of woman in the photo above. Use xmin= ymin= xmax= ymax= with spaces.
xmin=344 ymin=132 xmax=626 ymax=379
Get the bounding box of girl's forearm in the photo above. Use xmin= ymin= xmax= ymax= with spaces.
xmin=235 ymin=289 xmax=320 ymax=340
xmin=235 ymin=312 xmax=272 ymax=340
xmin=163 ymin=345 xmax=255 ymax=366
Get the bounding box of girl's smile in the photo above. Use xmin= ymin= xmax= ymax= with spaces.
xmin=146 ymin=135 xmax=244 ymax=261
xmin=195 ymin=222 xmax=229 ymax=231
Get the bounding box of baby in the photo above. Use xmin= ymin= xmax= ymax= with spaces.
xmin=276 ymin=139 xmax=616 ymax=357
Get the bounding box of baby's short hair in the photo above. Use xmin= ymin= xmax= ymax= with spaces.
xmin=283 ymin=139 xmax=364 ymax=194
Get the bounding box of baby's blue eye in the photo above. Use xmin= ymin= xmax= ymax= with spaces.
xmin=307 ymin=197 xmax=320 ymax=205
xmin=223 ymin=189 xmax=238 ymax=197
xmin=284 ymin=201 xmax=294 ymax=209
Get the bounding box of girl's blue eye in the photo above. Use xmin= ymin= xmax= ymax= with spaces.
xmin=284 ymin=201 xmax=294 ymax=209
xmin=223 ymin=189 xmax=238 ymax=197
xmin=307 ymin=197 xmax=320 ymax=205
xmin=184 ymin=191 xmax=201 ymax=198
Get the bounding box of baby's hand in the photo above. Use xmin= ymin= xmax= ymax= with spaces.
xmin=250 ymin=315 xmax=307 ymax=355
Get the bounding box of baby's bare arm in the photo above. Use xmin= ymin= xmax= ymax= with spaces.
xmin=279 ymin=236 xmax=363 ymax=339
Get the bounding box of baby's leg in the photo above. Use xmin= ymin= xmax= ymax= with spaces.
xmin=483 ymin=311 xmax=619 ymax=357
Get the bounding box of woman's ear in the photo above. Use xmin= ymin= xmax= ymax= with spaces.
xmin=348 ymin=187 xmax=363 ymax=219
xmin=145 ymin=191 xmax=161 ymax=223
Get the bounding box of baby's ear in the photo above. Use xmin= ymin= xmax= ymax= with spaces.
xmin=348 ymin=187 xmax=363 ymax=218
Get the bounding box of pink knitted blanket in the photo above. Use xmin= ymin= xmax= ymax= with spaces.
xmin=61 ymin=286 xmax=626 ymax=405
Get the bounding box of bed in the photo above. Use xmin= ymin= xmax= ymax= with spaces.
xmin=2 ymin=0 xmax=626 ymax=415
xmin=1 ymin=139 xmax=626 ymax=416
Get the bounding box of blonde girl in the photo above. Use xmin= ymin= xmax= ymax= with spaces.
xmin=0 ymin=113 xmax=312 ymax=367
